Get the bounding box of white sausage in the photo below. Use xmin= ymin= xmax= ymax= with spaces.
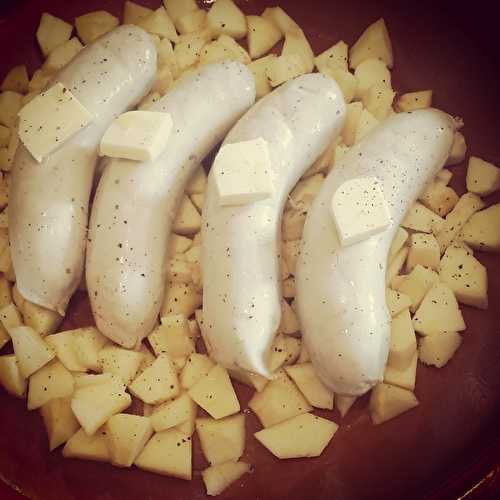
xmin=296 ymin=109 xmax=456 ymax=395
xmin=86 ymin=62 xmax=256 ymax=348
xmin=201 ymin=74 xmax=346 ymax=377
xmin=9 ymin=26 xmax=156 ymax=314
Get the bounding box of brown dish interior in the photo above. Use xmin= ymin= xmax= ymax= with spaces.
xmin=0 ymin=0 xmax=499 ymax=498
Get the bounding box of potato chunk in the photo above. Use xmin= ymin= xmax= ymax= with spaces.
xmin=40 ymin=397 xmax=79 ymax=451
xmin=369 ymin=383 xmax=418 ymax=425
xmin=406 ymin=233 xmax=440 ymax=272
xmin=207 ymin=0 xmax=247 ymax=39
xmin=384 ymin=351 xmax=417 ymax=391
xmin=315 ymin=40 xmax=348 ymax=72
xmin=388 ymin=310 xmax=416 ymax=370
xmin=202 ymin=461 xmax=251 ymax=496
xmin=148 ymin=314 xmax=195 ymax=358
xmin=2 ymin=65 xmax=29 ymax=94
xmin=151 ymin=392 xmax=196 ymax=432
xmin=173 ymin=195 xmax=202 ymax=235
xmin=247 ymin=15 xmax=282 ymax=59
xmin=396 ymin=90 xmax=432 ymax=112
xmin=418 ymin=331 xmax=463 ymax=368
xmin=394 ymin=265 xmax=439 ymax=312
xmin=0 ymin=354 xmax=26 ymax=398
xmin=138 ymin=7 xmax=178 ymax=43
xmin=180 ymin=353 xmax=215 ymax=390
xmin=21 ymin=300 xmax=62 ymax=336
xmin=466 ymin=156 xmax=500 ymax=196
xmin=460 ymin=204 xmax=500 ymax=252
xmin=402 ymin=202 xmax=445 ymax=234
xmin=63 ymin=428 xmax=110 ymax=462
xmin=123 ymin=1 xmax=153 ymax=25
xmin=285 ymin=363 xmax=334 ymax=410
xmin=350 ymin=18 xmax=393 ymax=69
xmin=36 ymin=13 xmax=73 ymax=57
xmin=97 ymin=346 xmax=144 ymax=385
xmin=386 ymin=289 xmax=411 ymax=317
xmin=419 ymin=181 xmax=459 ymax=217
xmin=75 ymin=11 xmax=119 ymax=45
xmin=255 ymin=413 xmax=338 ymax=459
xmin=247 ymin=55 xmax=275 ymax=99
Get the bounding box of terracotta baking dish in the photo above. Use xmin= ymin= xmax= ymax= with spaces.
xmin=0 ymin=0 xmax=499 ymax=498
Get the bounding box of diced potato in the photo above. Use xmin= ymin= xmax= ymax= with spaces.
xmin=207 ymin=0 xmax=247 ymax=39
xmin=228 ymin=368 xmax=268 ymax=392
xmin=362 ymin=83 xmax=394 ymax=120
xmin=0 ymin=301 xmax=23 ymax=330
xmin=248 ymin=370 xmax=311 ymax=428
xmin=261 ymin=6 xmax=300 ymax=35
xmin=401 ymin=201 xmax=445 ymax=234
xmin=138 ymin=7 xmax=178 ymax=43
xmin=180 ymin=353 xmax=215 ymax=390
xmin=266 ymin=54 xmax=307 ymax=87
xmin=200 ymin=34 xmax=251 ymax=66
xmin=63 ymin=428 xmax=110 ymax=462
xmin=36 ymin=13 xmax=73 ymax=57
xmin=396 ymin=90 xmax=432 ymax=112
xmin=446 ymin=131 xmax=466 ymax=166
xmin=413 ymin=283 xmax=466 ymax=336
xmin=436 ymin=193 xmax=485 ymax=254
xmin=123 ymin=1 xmax=153 ymax=25
xmin=72 ymin=327 xmax=108 ymax=372
xmin=394 ymin=265 xmax=439 ymax=313
xmin=188 ymin=364 xmax=239 ymax=419
xmin=439 ymin=244 xmax=488 ymax=309
xmin=21 ymin=300 xmax=62 ymax=336
xmin=174 ymin=31 xmax=211 ymax=72
xmin=40 ymin=397 xmax=79 ymax=450
xmin=71 ymin=377 xmax=131 ymax=435
xmin=369 ymin=383 xmax=418 ymax=425
xmin=349 ymin=18 xmax=393 ymax=69
xmin=282 ymin=336 xmax=302 ymax=366
xmin=196 ymin=414 xmax=245 ymax=465
xmin=0 ymin=91 xmax=22 ymax=127
xmin=315 ymin=41 xmax=349 ymax=73
xmin=386 ymin=289 xmax=411 ymax=317
xmin=437 ymin=169 xmax=453 ymax=185
xmin=335 ymin=395 xmax=356 ymax=418
xmin=151 ymin=392 xmax=196 ymax=432
xmin=268 ymin=334 xmax=289 ymax=372
xmin=255 ymin=413 xmax=337 ymax=459
xmin=247 ymin=55 xmax=275 ymax=99
xmin=43 ymin=37 xmax=83 ymax=74
xmin=203 ymin=461 xmax=251 ymax=497
xmin=282 ymin=240 xmax=301 ymax=276
xmin=129 ymin=354 xmax=179 ymax=405
xmin=176 ymin=10 xmax=207 ymax=35
xmin=354 ymin=58 xmax=391 ymax=99
xmin=320 ymin=65 xmax=358 ymax=104
xmin=75 ymin=11 xmax=119 ymax=45
xmin=285 ymin=363 xmax=334 ymax=410
xmin=166 ymin=257 xmax=193 ymax=284
xmin=162 ymin=282 xmax=201 ymax=320
xmin=460 ymin=203 xmax=500 ymax=252
xmin=246 ymin=15 xmax=282 ymax=59
xmin=46 ymin=329 xmax=87 ymax=372
xmin=2 ymin=65 xmax=29 ymax=94
xmin=354 ymin=108 xmax=379 ymax=143
xmin=105 ymin=413 xmax=153 ymax=467
xmin=466 ymin=156 xmax=500 ymax=196
xmin=418 ymin=331 xmax=463 ymax=368
xmin=173 ymin=195 xmax=202 ymax=235
xmin=342 ymin=101 xmax=363 ymax=146
xmin=148 ymin=314 xmax=194 ymax=359
xmin=288 ymin=174 xmax=324 ymax=208
xmin=419 ymin=181 xmax=459 ymax=217
xmin=389 ymin=227 xmax=409 ymax=257
xmin=9 ymin=326 xmax=55 ymax=378
xmin=386 ymin=247 xmax=409 ymax=287
xmin=73 ymin=373 xmax=114 ymax=389
xmin=28 ymin=69 xmax=50 ymax=93
xmin=163 ymin=0 xmax=198 ymax=24
xmin=152 ymin=65 xmax=174 ymax=95
xmin=388 ymin=310 xmax=416 ymax=371
xmin=97 ymin=346 xmax=144 ymax=385
xmin=406 ymin=233 xmax=440 ymax=272
xmin=279 ymin=299 xmax=300 ymax=335
xmin=135 ymin=428 xmax=192 ymax=479
xmin=384 ymin=351 xmax=417 ymax=391
xmin=282 ymin=30 xmax=314 ymax=73
xmin=0 ymin=355 xmax=26 ymax=398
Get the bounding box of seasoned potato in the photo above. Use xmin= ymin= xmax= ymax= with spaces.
xmin=202 ymin=461 xmax=251 ymax=496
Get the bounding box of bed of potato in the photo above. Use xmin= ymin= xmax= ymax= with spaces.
xmin=0 ymin=0 xmax=499 ymax=497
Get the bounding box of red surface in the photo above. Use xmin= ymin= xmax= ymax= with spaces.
xmin=0 ymin=0 xmax=500 ymax=499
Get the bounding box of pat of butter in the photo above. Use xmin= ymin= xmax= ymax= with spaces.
xmin=18 ymin=83 xmax=94 ymax=163
xmin=331 ymin=176 xmax=391 ymax=246
xmin=213 ymin=137 xmax=273 ymax=206
xmin=99 ymin=110 xmax=173 ymax=162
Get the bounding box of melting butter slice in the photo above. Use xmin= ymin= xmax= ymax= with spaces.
xmin=331 ymin=176 xmax=391 ymax=246
xmin=213 ymin=137 xmax=274 ymax=206
xmin=100 ymin=110 xmax=173 ymax=162
xmin=18 ymin=82 xmax=94 ymax=163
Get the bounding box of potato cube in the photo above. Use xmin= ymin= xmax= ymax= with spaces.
xmin=388 ymin=310 xmax=416 ymax=371
xmin=0 ymin=355 xmax=26 ymax=398
xmin=439 ymin=244 xmax=488 ymax=309
xmin=176 ymin=10 xmax=207 ymax=35
xmin=180 ymin=353 xmax=215 ymax=390
xmin=174 ymin=31 xmax=210 ymax=72
xmin=402 ymin=201 xmax=445 ymax=234
xmin=2 ymin=65 xmax=29 ymax=94
xmin=446 ymin=131 xmax=467 ymax=166
xmin=63 ymin=428 xmax=110 ymax=462
xmin=255 ymin=413 xmax=338 ymax=459
xmin=394 ymin=265 xmax=438 ymax=313
xmin=354 ymin=108 xmax=379 ymax=143
xmin=73 ymin=327 xmax=109 ymax=371
xmin=266 ymin=54 xmax=308 ymax=87
xmin=135 ymin=428 xmax=192 ymax=479
xmin=0 ymin=91 xmax=22 ymax=127
xmin=262 ymin=6 xmax=300 ymax=34
xmin=156 ymin=38 xmax=178 ymax=74
xmin=40 ymin=397 xmax=79 ymax=450
xmin=28 ymin=69 xmax=50 ymax=93
xmin=315 ymin=40 xmax=349 ymax=73
xmin=75 ymin=11 xmax=119 ymax=45
xmin=341 ymin=101 xmax=363 ymax=146
xmin=203 ymin=461 xmax=251 ymax=497
xmin=227 ymin=368 xmax=268 ymax=392
xmin=188 ymin=364 xmax=239 ymax=419
xmin=282 ymin=30 xmax=314 ymax=73
xmin=247 ymin=15 xmax=282 ymax=59
xmin=320 ymin=65 xmax=358 ymax=104
xmin=123 ymin=1 xmax=153 ymax=25
xmin=248 ymin=55 xmax=276 ymax=99
xmin=436 ymin=169 xmax=453 ymax=185
xmin=138 ymin=7 xmax=178 ymax=43
xmin=152 ymin=65 xmax=174 ymax=95
xmin=349 ymin=18 xmax=393 ymax=69
xmin=105 ymin=413 xmax=153 ymax=467
xmin=335 ymin=395 xmax=357 ymax=418
xmin=460 ymin=203 xmax=500 ymax=252
xmin=161 ymin=281 xmax=202 ymax=318
xmin=36 ymin=13 xmax=73 ymax=57
xmin=279 ymin=299 xmax=300 ymax=335
xmin=384 ymin=351 xmax=417 ymax=391
xmin=354 ymin=58 xmax=391 ymax=99
xmin=285 ymin=363 xmax=334 ymax=410
xmin=282 ymin=336 xmax=302 ymax=365
xmin=43 ymin=38 xmax=83 ymax=74
xmin=396 ymin=90 xmax=432 ymax=112
xmin=418 ymin=331 xmax=463 ymax=368
xmin=386 ymin=289 xmax=411 ymax=317
xmin=28 ymin=359 xmax=74 ymax=410
xmin=362 ymin=83 xmax=394 ymax=120
xmin=151 ymin=392 xmax=196 ymax=432
xmin=248 ymin=370 xmax=311 ymax=428
xmin=0 ymin=302 xmax=23 ymax=330
xmin=22 ymin=300 xmax=62 ymax=336
xmin=149 ymin=314 xmax=195 ymax=358
xmin=413 ymin=283 xmax=465 ymax=336
xmin=207 ymin=0 xmax=247 ymax=39
xmin=419 ymin=181 xmax=459 ymax=217
xmin=200 ymin=35 xmax=251 ymax=66
xmin=97 ymin=346 xmax=144 ymax=385
xmin=386 ymin=247 xmax=409 ymax=287
xmin=173 ymin=195 xmax=202 ymax=235
xmin=369 ymin=383 xmax=418 ymax=425
xmin=406 ymin=233 xmax=440 ymax=272
xmin=163 ymin=0 xmax=198 ymax=23
xmin=389 ymin=227 xmax=408 ymax=257
xmin=46 ymin=330 xmax=83 ymax=372
xmin=466 ymin=156 xmax=500 ymax=196
xmin=129 ymin=354 xmax=179 ymax=405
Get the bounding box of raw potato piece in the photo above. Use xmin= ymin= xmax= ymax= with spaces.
xmin=419 ymin=181 xmax=459 ymax=217
xmin=9 ymin=326 xmax=55 ymax=378
xmin=354 ymin=58 xmax=391 ymax=99
xmin=36 ymin=13 xmax=73 ymax=57
xmin=413 ymin=283 xmax=466 ymax=336
xmin=439 ymin=244 xmax=488 ymax=309
xmin=384 ymin=351 xmax=417 ymax=391
xmin=2 ymin=66 xmax=29 ymax=94
xmin=386 ymin=247 xmax=409 ymax=287
xmin=279 ymin=299 xmax=300 ymax=334
xmin=466 ymin=156 xmax=500 ymax=196
xmin=246 ymin=15 xmax=282 ymax=59
xmin=261 ymin=7 xmax=300 ymax=35
xmin=315 ymin=41 xmax=349 ymax=73
xmin=123 ymin=1 xmax=153 ymax=25
xmin=0 ymin=91 xmax=23 ymax=127
xmin=388 ymin=310 xmax=417 ymax=371
xmin=419 ymin=332 xmax=463 ymax=368
xmin=163 ymin=0 xmax=198 ymax=23
xmin=394 ymin=265 xmax=439 ymax=313
xmin=176 ymin=10 xmax=207 ymax=35
xmin=362 ymin=83 xmax=395 ymax=120
xmin=446 ymin=132 xmax=467 ymax=166
xmin=266 ymin=54 xmax=307 ymax=87
xmin=320 ymin=65 xmax=358 ymax=104
xmin=105 ymin=414 xmax=153 ymax=467
xmin=207 ymin=0 xmax=247 ymax=40
xmin=196 ymin=414 xmax=245 ymax=465
xmin=43 ymin=38 xmax=84 ymax=74
xmin=138 ymin=7 xmax=178 ymax=43
xmin=203 ymin=461 xmax=251 ymax=497
xmin=350 ymin=18 xmax=393 ymax=69
xmin=255 ymin=413 xmax=338 ymax=459
xmin=396 ymin=90 xmax=432 ymax=112
xmin=73 ymin=373 xmax=114 ymax=389
xmin=180 ymin=353 xmax=215 ymax=390
xmin=151 ymin=392 xmax=196 ymax=432
xmin=0 ymin=355 xmax=26 ymax=398
xmin=354 ymin=108 xmax=379 ymax=143
xmin=282 ymin=30 xmax=314 ymax=73
xmin=188 ymin=364 xmax=239 ymax=419
xmin=200 ymin=35 xmax=251 ymax=66
xmin=173 ymin=195 xmax=202 ymax=236
xmin=75 ymin=11 xmax=119 ymax=45
xmin=135 ymin=429 xmax=192 ymax=480
xmin=28 ymin=359 xmax=74 ymax=410
xmin=63 ymin=429 xmax=110 ymax=462
xmin=40 ymin=397 xmax=79 ymax=450
xmin=148 ymin=315 xmax=194 ymax=358
xmin=174 ymin=31 xmax=209 ymax=72
xmin=460 ymin=204 xmax=500 ymax=252
xmin=129 ymin=354 xmax=179 ymax=405
xmin=72 ymin=327 xmax=108 ymax=372
xmin=22 ymin=301 xmax=62 ymax=337
xmin=247 ymin=55 xmax=275 ymax=99
xmin=248 ymin=370 xmax=312 ymax=428
xmin=401 ymin=202 xmax=445 ymax=234
xmin=370 ymin=383 xmax=418 ymax=425
xmin=406 ymin=233 xmax=440 ymax=272
xmin=228 ymin=368 xmax=268 ymax=392
xmin=285 ymin=363 xmax=334 ymax=410
xmin=97 ymin=346 xmax=144 ymax=385
xmin=0 ymin=302 xmax=23 ymax=330
xmin=386 ymin=289 xmax=411 ymax=317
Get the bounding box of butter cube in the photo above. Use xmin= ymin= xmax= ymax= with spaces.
xmin=100 ymin=111 xmax=173 ymax=162
xmin=331 ymin=176 xmax=391 ymax=246
xmin=18 ymin=83 xmax=93 ymax=163
xmin=213 ymin=138 xmax=273 ymax=206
